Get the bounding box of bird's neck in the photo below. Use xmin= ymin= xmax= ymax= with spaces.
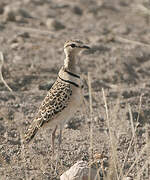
xmin=64 ymin=53 xmax=76 ymax=73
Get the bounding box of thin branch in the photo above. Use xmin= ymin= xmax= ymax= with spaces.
xmin=114 ymin=36 xmax=150 ymax=48
xmin=0 ymin=52 xmax=13 ymax=92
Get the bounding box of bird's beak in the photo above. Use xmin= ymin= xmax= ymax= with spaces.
xmin=80 ymin=45 xmax=90 ymax=49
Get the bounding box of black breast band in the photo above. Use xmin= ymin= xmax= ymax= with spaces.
xmin=64 ymin=68 xmax=80 ymax=79
xmin=58 ymin=75 xmax=79 ymax=88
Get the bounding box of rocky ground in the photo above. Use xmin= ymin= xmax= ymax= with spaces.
xmin=0 ymin=0 xmax=150 ymax=179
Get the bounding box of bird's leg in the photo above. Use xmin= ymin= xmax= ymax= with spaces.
xmin=51 ymin=125 xmax=58 ymax=153
xmin=58 ymin=125 xmax=62 ymax=150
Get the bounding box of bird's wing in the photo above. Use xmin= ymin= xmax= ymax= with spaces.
xmin=24 ymin=79 xmax=72 ymax=143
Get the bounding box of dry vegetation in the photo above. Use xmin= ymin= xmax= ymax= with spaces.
xmin=0 ymin=0 xmax=150 ymax=179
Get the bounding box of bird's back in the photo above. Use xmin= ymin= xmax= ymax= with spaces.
xmin=24 ymin=77 xmax=73 ymax=143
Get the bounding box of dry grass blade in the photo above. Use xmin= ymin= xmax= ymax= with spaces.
xmin=136 ymin=94 xmax=143 ymax=123
xmin=128 ymin=104 xmax=135 ymax=137
xmin=102 ymin=88 xmax=119 ymax=180
xmin=88 ymin=72 xmax=93 ymax=115
xmin=0 ymin=52 xmax=13 ymax=92
xmin=88 ymin=72 xmax=94 ymax=180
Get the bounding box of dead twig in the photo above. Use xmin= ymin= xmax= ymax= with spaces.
xmin=0 ymin=52 xmax=13 ymax=92
xmin=114 ymin=36 xmax=150 ymax=48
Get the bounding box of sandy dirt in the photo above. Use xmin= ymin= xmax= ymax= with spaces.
xmin=0 ymin=0 xmax=150 ymax=179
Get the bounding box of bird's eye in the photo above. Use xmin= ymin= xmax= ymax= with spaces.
xmin=70 ymin=44 xmax=76 ymax=48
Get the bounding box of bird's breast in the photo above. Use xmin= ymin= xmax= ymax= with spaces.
xmin=51 ymin=86 xmax=81 ymax=127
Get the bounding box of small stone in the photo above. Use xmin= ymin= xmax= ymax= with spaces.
xmin=87 ymin=118 xmax=91 ymax=125
xmin=4 ymin=6 xmax=16 ymax=21
xmin=123 ymin=177 xmax=132 ymax=180
xmin=15 ymin=15 xmax=28 ymax=23
xmin=14 ymin=104 xmax=20 ymax=108
xmin=46 ymin=18 xmax=65 ymax=31
xmin=0 ymin=117 xmax=3 ymax=121
xmin=18 ymin=8 xmax=32 ymax=18
xmin=10 ymin=43 xmax=19 ymax=50
xmin=72 ymin=6 xmax=83 ymax=15
xmin=18 ymin=32 xmax=30 ymax=38
xmin=94 ymin=116 xmax=99 ymax=123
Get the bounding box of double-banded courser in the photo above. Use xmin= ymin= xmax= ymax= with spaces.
xmin=24 ymin=40 xmax=90 ymax=152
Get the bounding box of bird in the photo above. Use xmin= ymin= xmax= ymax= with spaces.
xmin=24 ymin=40 xmax=90 ymax=152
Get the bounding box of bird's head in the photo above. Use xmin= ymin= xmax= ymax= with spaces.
xmin=64 ymin=40 xmax=90 ymax=56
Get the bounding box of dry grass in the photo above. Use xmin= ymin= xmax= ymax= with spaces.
xmin=86 ymin=89 xmax=149 ymax=180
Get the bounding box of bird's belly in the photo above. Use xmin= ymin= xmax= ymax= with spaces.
xmin=50 ymin=88 xmax=81 ymax=128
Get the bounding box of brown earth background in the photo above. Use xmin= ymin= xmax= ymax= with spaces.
xmin=0 ymin=0 xmax=150 ymax=179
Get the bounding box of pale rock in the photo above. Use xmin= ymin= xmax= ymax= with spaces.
xmin=60 ymin=160 xmax=99 ymax=180
xmin=3 ymin=3 xmax=32 ymax=22
xmin=46 ymin=18 xmax=65 ymax=31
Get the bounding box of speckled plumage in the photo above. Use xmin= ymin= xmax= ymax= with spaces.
xmin=24 ymin=40 xmax=90 ymax=145
xmin=24 ymin=77 xmax=73 ymax=142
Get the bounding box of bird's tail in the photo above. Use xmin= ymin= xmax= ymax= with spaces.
xmin=24 ymin=120 xmax=40 ymax=143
